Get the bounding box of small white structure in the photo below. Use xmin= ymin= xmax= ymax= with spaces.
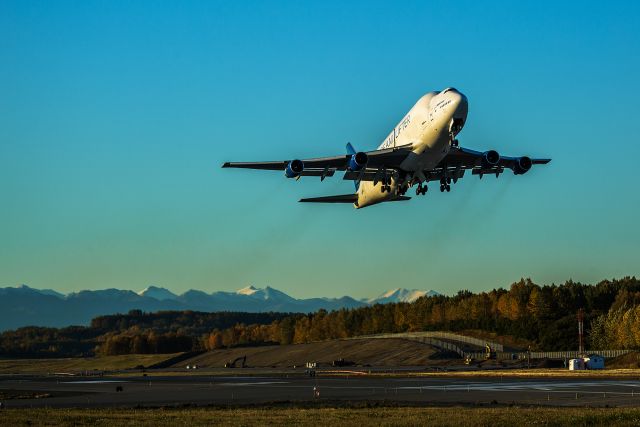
xmin=569 ymin=358 xmax=585 ymax=370
xmin=584 ymin=354 xmax=605 ymax=370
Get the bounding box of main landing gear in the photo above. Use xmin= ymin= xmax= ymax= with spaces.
xmin=440 ymin=177 xmax=451 ymax=192
xmin=415 ymin=183 xmax=428 ymax=196
xmin=380 ymin=174 xmax=391 ymax=193
xmin=380 ymin=184 xmax=392 ymax=193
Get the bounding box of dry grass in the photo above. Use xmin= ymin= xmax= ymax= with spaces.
xmin=3 ymin=406 xmax=640 ymax=426
xmin=0 ymin=354 xmax=181 ymax=375
xmin=607 ymin=352 xmax=640 ymax=369
xmin=457 ymin=329 xmax=534 ymax=350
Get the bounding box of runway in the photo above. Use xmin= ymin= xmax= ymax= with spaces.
xmin=2 ymin=374 xmax=640 ymax=408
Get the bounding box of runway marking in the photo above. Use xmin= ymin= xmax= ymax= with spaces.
xmin=217 ymin=381 xmax=289 ymax=386
xmin=397 ymin=380 xmax=640 ymax=392
xmin=65 ymin=380 xmax=128 ymax=384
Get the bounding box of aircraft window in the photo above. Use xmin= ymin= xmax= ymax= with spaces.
xmin=443 ymin=87 xmax=457 ymax=94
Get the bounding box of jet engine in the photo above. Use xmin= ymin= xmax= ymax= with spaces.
xmin=482 ymin=150 xmax=500 ymax=167
xmin=348 ymin=152 xmax=368 ymax=171
xmin=512 ymin=156 xmax=532 ymax=175
xmin=284 ymin=159 xmax=304 ymax=178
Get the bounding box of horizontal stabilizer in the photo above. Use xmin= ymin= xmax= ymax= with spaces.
xmin=299 ymin=194 xmax=412 ymax=204
xmin=299 ymin=194 xmax=357 ymax=203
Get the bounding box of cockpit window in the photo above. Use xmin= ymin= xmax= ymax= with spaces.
xmin=443 ymin=87 xmax=457 ymax=94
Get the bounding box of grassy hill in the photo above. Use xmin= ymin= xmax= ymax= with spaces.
xmin=0 ymin=353 xmax=182 ymax=374
xmin=178 ymin=338 xmax=438 ymax=368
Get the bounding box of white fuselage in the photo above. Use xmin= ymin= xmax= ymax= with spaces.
xmin=355 ymin=88 xmax=469 ymax=208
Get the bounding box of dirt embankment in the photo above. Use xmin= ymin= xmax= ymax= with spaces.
xmin=606 ymin=351 xmax=640 ymax=369
xmin=179 ymin=338 xmax=438 ymax=368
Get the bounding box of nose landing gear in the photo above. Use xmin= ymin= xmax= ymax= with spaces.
xmin=449 ymin=118 xmax=464 ymax=147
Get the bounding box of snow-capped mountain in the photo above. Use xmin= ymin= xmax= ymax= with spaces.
xmin=236 ymin=285 xmax=260 ymax=296
xmin=368 ymin=288 xmax=440 ymax=304
xmin=0 ymin=284 xmax=441 ymax=331
xmin=236 ymin=286 xmax=296 ymax=302
xmin=138 ymin=285 xmax=178 ymax=301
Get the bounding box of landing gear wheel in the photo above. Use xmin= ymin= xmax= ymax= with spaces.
xmin=446 ymin=185 xmax=451 ymax=192
xmin=446 ymin=177 xmax=451 ymax=185
xmin=422 ymin=184 xmax=428 ymax=195
xmin=440 ymin=184 xmax=445 ymax=192
xmin=416 ymin=186 xmax=422 ymax=196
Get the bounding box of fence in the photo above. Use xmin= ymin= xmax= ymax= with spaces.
xmin=354 ymin=331 xmax=503 ymax=352
xmin=465 ymin=349 xmax=632 ymax=360
xmin=352 ymin=332 xmax=631 ymax=361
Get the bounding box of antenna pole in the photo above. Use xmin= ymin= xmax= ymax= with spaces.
xmin=577 ymin=308 xmax=585 ymax=354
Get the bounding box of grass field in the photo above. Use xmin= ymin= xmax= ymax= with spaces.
xmin=0 ymin=353 xmax=181 ymax=374
xmin=2 ymin=406 xmax=640 ymax=426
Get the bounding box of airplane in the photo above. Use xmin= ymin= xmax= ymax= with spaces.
xmin=222 ymin=88 xmax=550 ymax=208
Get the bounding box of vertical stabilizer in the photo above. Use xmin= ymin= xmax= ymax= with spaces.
xmin=346 ymin=142 xmax=356 ymax=155
xmin=346 ymin=143 xmax=359 ymax=190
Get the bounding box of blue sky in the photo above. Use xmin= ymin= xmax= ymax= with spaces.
xmin=1 ymin=1 xmax=639 ymax=299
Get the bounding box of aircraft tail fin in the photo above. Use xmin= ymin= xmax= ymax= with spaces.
xmin=346 ymin=142 xmax=356 ymax=155
xmin=346 ymin=142 xmax=359 ymax=190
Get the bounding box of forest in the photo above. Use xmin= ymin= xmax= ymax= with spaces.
xmin=1 ymin=277 xmax=639 ymax=357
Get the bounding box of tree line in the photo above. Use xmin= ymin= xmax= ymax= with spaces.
xmin=0 ymin=311 xmax=290 ymax=357
xmin=201 ymin=277 xmax=640 ymax=351
xmin=1 ymin=277 xmax=639 ymax=357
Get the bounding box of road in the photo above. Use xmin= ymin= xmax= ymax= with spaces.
xmin=2 ymin=374 xmax=640 ymax=408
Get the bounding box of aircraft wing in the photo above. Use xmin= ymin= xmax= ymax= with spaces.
xmin=438 ymin=146 xmax=551 ymax=177
xmin=221 ymin=144 xmax=414 ymax=175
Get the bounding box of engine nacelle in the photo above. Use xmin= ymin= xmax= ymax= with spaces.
xmin=348 ymin=152 xmax=368 ymax=171
xmin=512 ymin=156 xmax=532 ymax=175
xmin=482 ymin=150 xmax=500 ymax=167
xmin=284 ymin=159 xmax=304 ymax=178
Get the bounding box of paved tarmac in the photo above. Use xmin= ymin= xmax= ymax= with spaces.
xmin=2 ymin=374 xmax=640 ymax=408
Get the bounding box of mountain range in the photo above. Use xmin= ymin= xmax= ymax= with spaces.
xmin=0 ymin=285 xmax=439 ymax=331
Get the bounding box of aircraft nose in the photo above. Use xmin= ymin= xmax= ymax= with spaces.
xmin=449 ymin=90 xmax=468 ymax=120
